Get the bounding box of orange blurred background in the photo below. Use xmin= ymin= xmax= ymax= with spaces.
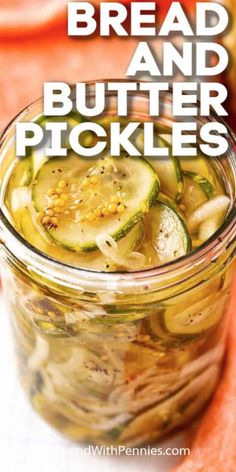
xmin=0 ymin=0 xmax=235 ymax=133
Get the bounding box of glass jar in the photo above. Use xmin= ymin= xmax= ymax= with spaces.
xmin=0 ymin=84 xmax=236 ymax=447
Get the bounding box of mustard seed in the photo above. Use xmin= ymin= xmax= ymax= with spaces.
xmin=54 ymin=198 xmax=64 ymax=207
xmin=108 ymin=203 xmax=118 ymax=214
xmin=111 ymin=196 xmax=120 ymax=203
xmin=53 ymin=206 xmax=61 ymax=213
xmin=102 ymin=208 xmax=110 ymax=216
xmin=42 ymin=216 xmax=51 ymax=225
xmin=51 ymin=217 xmax=58 ymax=225
xmin=81 ymin=178 xmax=89 ymax=187
xmin=45 ymin=209 xmax=54 ymax=217
xmin=47 ymin=188 xmax=55 ymax=197
xmin=94 ymin=207 xmax=102 ymax=217
xmin=117 ymin=204 xmax=125 ymax=213
xmin=86 ymin=212 xmax=96 ymax=222
xmin=58 ymin=180 xmax=66 ymax=189
xmin=90 ymin=176 xmax=98 ymax=185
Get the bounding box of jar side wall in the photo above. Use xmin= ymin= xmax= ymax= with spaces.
xmin=0 ymin=86 xmax=236 ymax=446
xmin=1 ymin=247 xmax=234 ymax=445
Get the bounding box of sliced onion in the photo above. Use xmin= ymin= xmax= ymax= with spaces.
xmin=91 ymin=413 xmax=132 ymax=431
xmin=28 ymin=335 xmax=49 ymax=371
xmin=199 ymin=216 xmax=221 ymax=241
xmin=96 ymin=233 xmax=146 ymax=270
xmin=11 ymin=187 xmax=31 ymax=212
xmin=187 ymin=196 xmax=230 ymax=232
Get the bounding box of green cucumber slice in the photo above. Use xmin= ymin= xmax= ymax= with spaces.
xmin=180 ymin=155 xmax=213 ymax=182
xmin=20 ymin=208 xmax=143 ymax=271
xmin=158 ymin=133 xmax=216 ymax=186
xmin=74 ymin=221 xmax=144 ymax=271
xmin=135 ymin=131 xmax=183 ymax=201
xmin=180 ymin=171 xmax=213 ymax=216
xmin=179 ymin=155 xmax=225 ymax=197
xmin=31 ymin=113 xmax=87 ymax=178
xmin=157 ymin=192 xmax=181 ymax=214
xmin=32 ymin=154 xmax=159 ymax=252
xmin=183 ymin=171 xmax=213 ymax=198
xmin=20 ymin=209 xmax=53 ymax=249
xmin=160 ymin=133 xmax=213 ymax=184
xmin=163 ymin=293 xmax=227 ymax=335
xmin=141 ymin=202 xmax=191 ymax=266
xmin=36 ymin=111 xmax=85 ymax=149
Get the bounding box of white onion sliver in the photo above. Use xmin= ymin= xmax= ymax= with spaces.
xmin=11 ymin=187 xmax=31 ymax=212
xmin=96 ymin=233 xmax=146 ymax=270
xmin=199 ymin=216 xmax=220 ymax=241
xmin=187 ymin=196 xmax=230 ymax=232
xmin=91 ymin=413 xmax=132 ymax=431
xmin=28 ymin=335 xmax=49 ymax=371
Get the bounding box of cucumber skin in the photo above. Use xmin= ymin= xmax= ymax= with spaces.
xmin=174 ymin=157 xmax=184 ymax=202
xmin=24 ymin=111 xmax=85 ymax=161
xmin=156 ymin=135 xmax=184 ymax=202
xmin=183 ymin=171 xmax=214 ymax=198
xmin=156 ymin=200 xmax=192 ymax=254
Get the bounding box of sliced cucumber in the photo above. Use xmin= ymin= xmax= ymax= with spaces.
xmin=31 ymin=113 xmax=87 ymax=178
xmin=75 ymin=221 xmax=144 ymax=271
xmin=135 ymin=131 xmax=183 ymax=201
xmin=180 ymin=155 xmax=213 ymax=182
xmin=155 ymin=133 xmax=184 ymax=201
xmin=20 ymin=209 xmax=53 ymax=249
xmin=180 ymin=156 xmax=225 ymax=197
xmin=20 ymin=208 xmax=143 ymax=271
xmin=148 ymin=311 xmax=174 ymax=343
xmin=163 ymin=293 xmax=227 ymax=336
xmin=158 ymin=192 xmax=181 ymax=214
xmin=183 ymin=171 xmax=213 ymax=198
xmin=32 ymin=154 xmax=158 ymax=252
xmin=141 ymin=202 xmax=191 ymax=266
xmin=36 ymin=112 xmax=85 ymax=150
xmin=159 ymin=133 xmax=217 ymax=186
xmin=180 ymin=171 xmax=213 ymax=216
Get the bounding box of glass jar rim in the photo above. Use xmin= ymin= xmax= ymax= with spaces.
xmin=0 ymin=80 xmax=236 ymax=290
